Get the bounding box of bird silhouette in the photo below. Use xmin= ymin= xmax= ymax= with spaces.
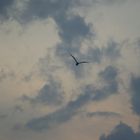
xmin=70 ymin=53 xmax=89 ymax=66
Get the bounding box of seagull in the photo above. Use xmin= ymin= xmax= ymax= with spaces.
xmin=70 ymin=53 xmax=89 ymax=66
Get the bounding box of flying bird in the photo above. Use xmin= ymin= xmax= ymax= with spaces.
xmin=70 ymin=53 xmax=89 ymax=66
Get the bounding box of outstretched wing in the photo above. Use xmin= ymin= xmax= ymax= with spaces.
xmin=78 ymin=61 xmax=89 ymax=64
xmin=70 ymin=54 xmax=78 ymax=63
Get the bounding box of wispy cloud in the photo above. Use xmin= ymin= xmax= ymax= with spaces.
xmin=14 ymin=105 xmax=24 ymax=113
xmin=0 ymin=68 xmax=15 ymax=82
xmin=86 ymin=111 xmax=121 ymax=118
xmin=96 ymin=0 xmax=127 ymax=5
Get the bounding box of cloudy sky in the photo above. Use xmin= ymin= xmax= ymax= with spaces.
xmin=0 ymin=0 xmax=140 ymax=140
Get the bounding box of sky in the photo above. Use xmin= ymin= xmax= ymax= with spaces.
xmin=0 ymin=0 xmax=140 ymax=140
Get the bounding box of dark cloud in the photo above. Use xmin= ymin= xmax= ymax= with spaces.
xmin=34 ymin=81 xmax=63 ymax=106
xmin=13 ymin=0 xmax=121 ymax=132
xmin=20 ymin=0 xmax=124 ymax=22
xmin=19 ymin=0 xmax=94 ymax=44
xmin=57 ymin=16 xmax=92 ymax=43
xmin=92 ymin=81 xmax=118 ymax=101
xmin=25 ymin=65 xmax=119 ymax=131
xmin=100 ymin=122 xmax=140 ymax=140
xmin=14 ymin=0 xmax=102 ymax=79
xmin=54 ymin=16 xmax=95 ymax=78
xmin=0 ymin=0 xmax=14 ymax=19
xmin=26 ymin=86 xmax=94 ymax=131
xmin=90 ymin=65 xmax=119 ymax=102
xmin=86 ymin=111 xmax=121 ymax=118
xmin=55 ymin=44 xmax=86 ymax=78
xmin=55 ymin=39 xmax=121 ymax=79
xmin=21 ymin=0 xmax=72 ymax=22
xmin=55 ymin=43 xmax=101 ymax=78
xmin=130 ymin=76 xmax=140 ymax=116
xmin=0 ymin=0 xmax=127 ymax=23
xmin=86 ymin=47 xmax=102 ymax=63
xmin=26 ymin=77 xmax=119 ymax=131
xmin=99 ymin=65 xmax=118 ymax=82
xmin=21 ymin=79 xmax=64 ymax=106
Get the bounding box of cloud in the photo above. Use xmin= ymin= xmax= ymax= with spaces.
xmin=54 ymin=15 xmax=94 ymax=78
xmin=27 ymin=56 xmax=64 ymax=108
xmin=26 ymin=86 xmax=94 ymax=131
xmin=25 ymin=64 xmax=119 ymax=131
xmin=55 ymin=43 xmax=99 ymax=78
xmin=99 ymin=65 xmax=118 ymax=82
xmin=0 ymin=0 xmax=126 ymax=135
xmin=130 ymin=76 xmax=140 ymax=116
xmin=22 ymin=72 xmax=33 ymax=82
xmin=71 ymin=0 xmax=127 ymax=7
xmin=16 ymin=0 xmax=94 ymax=45
xmin=21 ymin=0 xmax=72 ymax=22
xmin=0 ymin=0 xmax=128 ymax=23
xmin=55 ymin=39 xmax=121 ymax=79
xmin=100 ymin=122 xmax=140 ymax=140
xmin=5 ymin=0 xmax=121 ymax=81
xmin=97 ymin=0 xmax=127 ymax=5
xmin=57 ymin=15 xmax=92 ymax=43
xmin=0 ymin=0 xmax=14 ymax=19
xmin=26 ymin=74 xmax=119 ymax=131
xmin=14 ymin=105 xmax=24 ymax=113
xmin=86 ymin=111 xmax=121 ymax=118
xmin=21 ymin=79 xmax=64 ymax=106
xmin=103 ymin=40 xmax=121 ymax=60
xmin=92 ymin=81 xmax=118 ymax=101
xmin=97 ymin=65 xmax=118 ymax=97
xmin=19 ymin=0 xmax=122 ymax=22
xmin=33 ymin=81 xmax=64 ymax=106
xmin=0 ymin=68 xmax=15 ymax=83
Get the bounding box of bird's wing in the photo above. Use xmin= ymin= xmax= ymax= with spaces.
xmin=70 ymin=54 xmax=78 ymax=63
xmin=78 ymin=61 xmax=89 ymax=64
